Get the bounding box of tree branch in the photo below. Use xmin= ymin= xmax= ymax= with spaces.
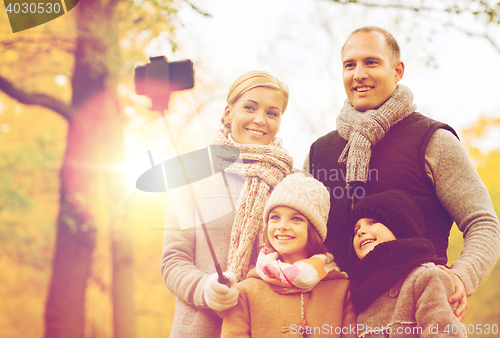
xmin=324 ymin=0 xmax=460 ymax=14
xmin=445 ymin=22 xmax=500 ymax=54
xmin=324 ymin=0 xmax=500 ymax=55
xmin=0 ymin=36 xmax=76 ymax=54
xmin=184 ymin=0 xmax=212 ymax=17
xmin=483 ymin=34 xmax=500 ymax=54
xmin=0 ymin=74 xmax=72 ymax=121
xmin=324 ymin=0 xmax=439 ymax=12
xmin=325 ymin=0 xmax=500 ymax=23
xmin=106 ymin=0 xmax=121 ymax=14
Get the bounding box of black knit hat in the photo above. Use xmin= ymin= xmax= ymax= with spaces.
xmin=350 ymin=189 xmax=425 ymax=239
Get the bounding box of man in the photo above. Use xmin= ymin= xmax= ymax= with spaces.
xmin=305 ymin=26 xmax=500 ymax=320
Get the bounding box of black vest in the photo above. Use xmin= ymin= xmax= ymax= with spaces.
xmin=309 ymin=112 xmax=458 ymax=271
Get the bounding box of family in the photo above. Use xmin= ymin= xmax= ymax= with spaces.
xmin=160 ymin=26 xmax=500 ymax=337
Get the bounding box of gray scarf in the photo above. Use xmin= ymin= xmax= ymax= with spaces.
xmin=337 ymin=84 xmax=417 ymax=184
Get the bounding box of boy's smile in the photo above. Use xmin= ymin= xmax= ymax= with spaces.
xmin=353 ymin=217 xmax=396 ymax=259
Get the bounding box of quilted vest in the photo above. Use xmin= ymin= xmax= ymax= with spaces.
xmin=309 ymin=112 xmax=458 ymax=271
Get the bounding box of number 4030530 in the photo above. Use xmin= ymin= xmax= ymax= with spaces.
xmin=6 ymin=2 xmax=62 ymax=14
xmin=444 ymin=324 xmax=499 ymax=335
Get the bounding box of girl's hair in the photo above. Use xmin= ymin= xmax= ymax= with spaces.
xmin=263 ymin=216 xmax=329 ymax=258
xmin=305 ymin=222 xmax=329 ymax=256
xmin=221 ymin=71 xmax=289 ymax=131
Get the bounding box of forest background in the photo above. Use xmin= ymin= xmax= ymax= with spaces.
xmin=1 ymin=0 xmax=499 ymax=337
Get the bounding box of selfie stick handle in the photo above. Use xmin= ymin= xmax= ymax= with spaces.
xmin=161 ymin=112 xmax=231 ymax=286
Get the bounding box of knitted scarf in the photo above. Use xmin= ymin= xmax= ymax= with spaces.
xmin=255 ymin=249 xmax=346 ymax=294
xmin=212 ymin=129 xmax=293 ymax=281
xmin=337 ymin=84 xmax=417 ymax=184
xmin=349 ymin=238 xmax=446 ymax=313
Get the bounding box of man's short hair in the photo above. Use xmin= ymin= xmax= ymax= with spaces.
xmin=342 ymin=26 xmax=401 ymax=66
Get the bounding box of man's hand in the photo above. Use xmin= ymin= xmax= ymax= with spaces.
xmin=203 ymin=271 xmax=239 ymax=311
xmin=438 ymin=265 xmax=467 ymax=321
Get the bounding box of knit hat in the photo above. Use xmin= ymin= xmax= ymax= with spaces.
xmin=263 ymin=173 xmax=330 ymax=241
xmin=350 ymin=189 xmax=425 ymax=239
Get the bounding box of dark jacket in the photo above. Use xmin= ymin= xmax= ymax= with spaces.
xmin=308 ymin=112 xmax=458 ymax=271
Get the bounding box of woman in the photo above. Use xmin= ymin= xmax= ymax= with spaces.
xmin=161 ymin=71 xmax=294 ymax=337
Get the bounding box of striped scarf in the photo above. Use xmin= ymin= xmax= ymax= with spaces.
xmin=212 ymin=129 xmax=293 ymax=281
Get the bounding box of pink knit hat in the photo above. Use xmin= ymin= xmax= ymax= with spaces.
xmin=263 ymin=173 xmax=330 ymax=241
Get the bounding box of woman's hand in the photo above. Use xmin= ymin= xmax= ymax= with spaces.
xmin=204 ymin=271 xmax=239 ymax=311
xmin=438 ymin=265 xmax=467 ymax=321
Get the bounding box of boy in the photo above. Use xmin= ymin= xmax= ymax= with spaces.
xmin=350 ymin=189 xmax=465 ymax=338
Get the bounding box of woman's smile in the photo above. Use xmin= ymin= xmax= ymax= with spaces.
xmin=246 ymin=128 xmax=266 ymax=136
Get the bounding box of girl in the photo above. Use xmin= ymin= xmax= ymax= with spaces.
xmin=161 ymin=71 xmax=294 ymax=337
xmin=221 ymin=173 xmax=357 ymax=338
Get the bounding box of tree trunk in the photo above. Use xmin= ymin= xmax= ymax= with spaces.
xmin=112 ymin=227 xmax=136 ymax=338
xmin=44 ymin=193 xmax=97 ymax=338
xmin=44 ymin=1 xmax=135 ymax=337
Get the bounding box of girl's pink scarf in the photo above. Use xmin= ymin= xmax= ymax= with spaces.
xmin=255 ymin=249 xmax=347 ymax=294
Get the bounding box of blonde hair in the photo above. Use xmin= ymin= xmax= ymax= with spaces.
xmin=222 ymin=71 xmax=289 ymax=130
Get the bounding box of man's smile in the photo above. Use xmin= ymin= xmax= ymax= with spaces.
xmin=354 ymin=86 xmax=373 ymax=93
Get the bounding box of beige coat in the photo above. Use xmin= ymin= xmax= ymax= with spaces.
xmin=221 ymin=269 xmax=357 ymax=338
xmin=161 ymin=172 xmax=253 ymax=337
xmin=356 ymin=263 xmax=465 ymax=338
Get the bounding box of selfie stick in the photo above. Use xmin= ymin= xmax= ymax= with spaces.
xmin=160 ymin=112 xmax=231 ymax=286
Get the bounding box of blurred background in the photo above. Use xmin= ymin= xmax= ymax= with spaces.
xmin=1 ymin=0 xmax=499 ymax=337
